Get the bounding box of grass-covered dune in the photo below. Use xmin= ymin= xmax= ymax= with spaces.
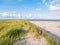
xmin=0 ymin=20 xmax=60 ymax=45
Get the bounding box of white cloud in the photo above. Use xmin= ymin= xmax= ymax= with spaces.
xmin=49 ymin=5 xmax=59 ymax=11
xmin=0 ymin=12 xmax=10 ymax=18
xmin=25 ymin=13 xmax=43 ymax=19
xmin=26 ymin=13 xmax=33 ymax=19
xmin=50 ymin=0 xmax=60 ymax=6
xmin=51 ymin=0 xmax=60 ymax=3
xmin=25 ymin=13 xmax=39 ymax=19
xmin=41 ymin=0 xmax=60 ymax=11
xmin=28 ymin=13 xmax=33 ymax=17
xmin=0 ymin=12 xmax=35 ymax=19
xmin=0 ymin=12 xmax=22 ymax=18
xmin=16 ymin=14 xmax=22 ymax=18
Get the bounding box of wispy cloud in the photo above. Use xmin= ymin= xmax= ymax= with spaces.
xmin=0 ymin=11 xmax=22 ymax=18
xmin=24 ymin=13 xmax=42 ymax=19
xmin=49 ymin=5 xmax=59 ymax=11
xmin=0 ymin=12 xmax=36 ymax=19
xmin=42 ymin=0 xmax=46 ymax=4
xmin=0 ymin=12 xmax=10 ymax=18
xmin=43 ymin=0 xmax=60 ymax=11
xmin=50 ymin=0 xmax=60 ymax=4
xmin=26 ymin=13 xmax=33 ymax=19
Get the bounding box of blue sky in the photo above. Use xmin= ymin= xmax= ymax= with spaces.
xmin=0 ymin=0 xmax=60 ymax=19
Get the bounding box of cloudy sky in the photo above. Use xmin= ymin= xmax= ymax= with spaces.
xmin=0 ymin=0 xmax=60 ymax=19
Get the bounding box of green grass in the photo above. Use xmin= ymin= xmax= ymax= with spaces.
xmin=0 ymin=29 xmax=26 ymax=45
xmin=0 ymin=20 xmax=60 ymax=45
xmin=42 ymin=31 xmax=60 ymax=45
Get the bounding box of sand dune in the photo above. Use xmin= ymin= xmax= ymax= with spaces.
xmin=14 ymin=33 xmax=47 ymax=45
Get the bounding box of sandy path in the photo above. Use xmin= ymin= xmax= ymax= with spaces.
xmin=30 ymin=21 xmax=60 ymax=42
xmin=13 ymin=33 xmax=47 ymax=45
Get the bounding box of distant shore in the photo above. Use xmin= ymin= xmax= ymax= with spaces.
xmin=0 ymin=19 xmax=60 ymax=21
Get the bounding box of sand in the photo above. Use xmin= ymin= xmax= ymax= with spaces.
xmin=13 ymin=33 xmax=47 ymax=45
xmin=30 ymin=21 xmax=60 ymax=42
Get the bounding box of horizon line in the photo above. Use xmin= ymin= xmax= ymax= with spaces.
xmin=0 ymin=19 xmax=60 ymax=21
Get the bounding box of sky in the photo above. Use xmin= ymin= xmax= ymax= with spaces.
xmin=0 ymin=0 xmax=60 ymax=20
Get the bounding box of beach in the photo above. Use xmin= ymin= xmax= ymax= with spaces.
xmin=30 ymin=21 xmax=60 ymax=42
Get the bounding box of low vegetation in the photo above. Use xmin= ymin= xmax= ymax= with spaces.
xmin=0 ymin=20 xmax=60 ymax=45
xmin=57 ymin=26 xmax=60 ymax=28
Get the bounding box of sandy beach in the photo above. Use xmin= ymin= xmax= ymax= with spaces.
xmin=30 ymin=21 xmax=60 ymax=42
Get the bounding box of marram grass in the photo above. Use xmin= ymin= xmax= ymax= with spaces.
xmin=0 ymin=20 xmax=60 ymax=45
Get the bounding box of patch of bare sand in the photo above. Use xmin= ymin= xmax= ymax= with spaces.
xmin=13 ymin=33 xmax=47 ymax=45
